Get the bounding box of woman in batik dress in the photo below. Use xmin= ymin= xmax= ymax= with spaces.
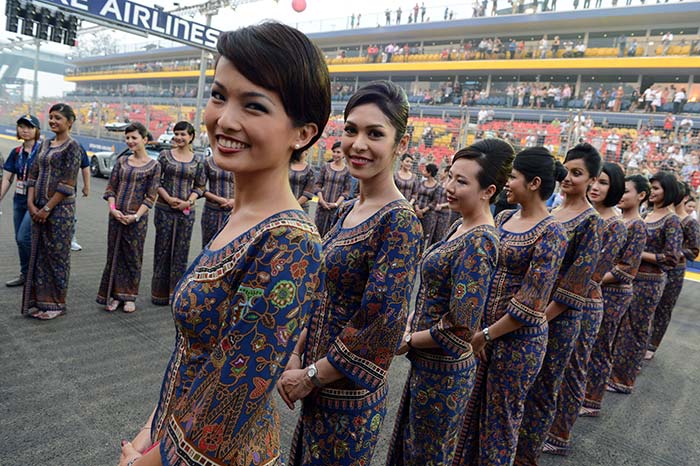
xmin=545 ymin=162 xmax=626 ymax=455
xmin=647 ymin=181 xmax=700 ymax=357
xmin=452 ymin=147 xmax=568 ymax=466
xmin=289 ymin=150 xmax=316 ymax=213
xmin=434 ymin=166 xmax=460 ymax=243
xmin=150 ymin=120 xmax=206 ymax=305
xmin=279 ymin=81 xmax=422 ymax=466
xmin=97 ymin=122 xmax=161 ymax=313
xmin=413 ymin=162 xmax=441 ymax=247
xmin=516 ymin=143 xmax=603 ymax=465
xmin=394 ymin=152 xmax=418 ymax=201
xmin=21 ymin=103 xmax=82 ymax=321
xmin=314 ymin=141 xmax=351 ymax=236
xmin=200 ymin=153 xmax=235 ymax=248
xmin=607 ymin=171 xmax=683 ymax=394
xmin=386 ymin=140 xmax=514 ymax=466
xmin=118 ymin=23 xmax=330 ymax=466
xmin=582 ymin=174 xmax=649 ymax=416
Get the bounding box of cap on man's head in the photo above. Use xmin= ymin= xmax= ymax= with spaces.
xmin=17 ymin=114 xmax=40 ymax=129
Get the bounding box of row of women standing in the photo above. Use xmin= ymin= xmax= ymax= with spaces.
xmin=114 ymin=23 xmax=698 ymax=466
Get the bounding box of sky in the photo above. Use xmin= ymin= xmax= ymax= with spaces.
xmin=1 ymin=0 xmax=580 ymax=98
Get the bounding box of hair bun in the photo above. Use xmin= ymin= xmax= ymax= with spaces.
xmin=554 ymin=161 xmax=568 ymax=182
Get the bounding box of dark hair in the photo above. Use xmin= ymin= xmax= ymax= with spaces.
xmin=686 ymin=192 xmax=697 ymax=204
xmin=124 ymin=122 xmax=149 ymax=139
xmin=16 ymin=124 xmax=40 ymax=141
xmin=173 ymin=121 xmax=195 ymax=144
xmin=649 ymin=170 xmax=680 ymax=207
xmin=401 ymin=153 xmax=414 ymax=162
xmin=599 ymin=162 xmax=625 ymax=207
xmin=425 ymin=163 xmax=438 ymax=178
xmin=512 ymin=147 xmax=567 ymax=200
xmin=564 ymin=142 xmax=602 ymax=178
xmin=49 ymin=103 xmax=76 ymax=123
xmin=331 ymin=141 xmax=342 ymax=151
xmin=625 ymin=174 xmax=651 ymax=204
xmin=674 ymin=181 xmax=689 ymax=206
xmin=451 ymin=138 xmax=515 ymax=203
xmin=344 ymin=80 xmax=409 ymax=144
xmin=217 ymin=22 xmax=331 ymax=161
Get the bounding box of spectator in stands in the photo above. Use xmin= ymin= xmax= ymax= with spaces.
xmin=562 ymin=84 xmax=572 ymax=108
xmin=539 ymin=35 xmax=549 ymax=59
xmin=574 ymin=40 xmax=586 ymax=57
xmin=552 ymin=36 xmax=561 ymax=57
xmin=506 ymin=84 xmax=516 ymax=107
xmin=413 ymin=3 xmax=419 ymax=22
xmin=396 ymin=6 xmax=402 ymax=24
xmin=662 ymin=32 xmax=674 ymax=55
xmin=628 ymin=39 xmax=638 ymax=56
xmin=508 ymin=38 xmax=517 ymax=59
xmin=423 ymin=123 xmax=435 ymax=147
xmin=385 ymin=8 xmax=391 ymax=25
xmin=478 ymin=107 xmax=489 ymax=125
xmin=651 ymin=87 xmax=662 ymax=113
xmin=673 ymin=88 xmax=687 ymax=114
xmin=605 ymin=129 xmax=621 ymax=161
xmin=613 ymin=86 xmax=624 ymax=112
xmin=618 ymin=34 xmax=627 ymax=57
xmin=421 ymin=2 xmax=427 ymax=21
xmin=664 ymin=113 xmax=676 ymax=136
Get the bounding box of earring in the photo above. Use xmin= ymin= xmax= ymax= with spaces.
xmin=295 ymin=144 xmax=300 ymax=149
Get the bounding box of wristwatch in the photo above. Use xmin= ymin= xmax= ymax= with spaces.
xmin=134 ymin=214 xmax=140 ymax=223
xmin=306 ymin=363 xmax=323 ymax=388
xmin=42 ymin=205 xmax=51 ymax=213
xmin=483 ymin=327 xmax=492 ymax=342
xmin=188 ymin=198 xmax=195 ymax=206
xmin=404 ymin=333 xmax=413 ymax=348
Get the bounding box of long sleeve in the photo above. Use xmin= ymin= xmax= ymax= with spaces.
xmin=326 ymin=207 xmax=422 ymax=391
xmin=143 ymin=163 xmax=161 ymax=209
xmin=340 ymin=171 xmax=352 ymax=199
xmin=27 ymin=144 xmax=41 ymax=188
xmin=681 ymin=217 xmax=700 ymax=262
xmin=427 ymin=185 xmax=439 ymax=210
xmin=551 ymin=213 xmax=603 ymax=311
xmin=103 ymin=158 xmax=121 ymax=201
xmin=191 ymin=156 xmax=206 ymax=198
xmin=430 ymin=228 xmax=499 ymax=358
xmin=592 ymin=219 xmax=627 ymax=283
xmin=159 ymin=228 xmax=323 ymax=465
xmin=55 ymin=140 xmax=81 ymax=196
xmin=611 ymin=219 xmax=647 ymax=284
xmin=507 ymin=222 xmax=568 ymax=325
xmin=314 ymin=164 xmax=327 ymax=194
xmin=303 ymin=167 xmax=316 ymax=200
xmin=655 ymin=215 xmax=683 ymax=271
xmin=158 ymin=151 xmax=169 ymax=193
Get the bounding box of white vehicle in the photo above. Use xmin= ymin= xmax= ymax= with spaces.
xmin=158 ymin=131 xmax=174 ymax=144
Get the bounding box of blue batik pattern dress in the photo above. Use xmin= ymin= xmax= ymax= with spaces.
xmin=314 ymin=163 xmax=352 ymax=237
xmin=200 ymin=155 xmax=235 ymax=249
xmin=289 ymin=199 xmax=422 ymax=466
xmin=97 ymin=156 xmax=161 ymax=305
xmin=515 ymin=207 xmax=602 ymax=465
xmin=609 ymin=213 xmax=683 ymax=393
xmin=547 ymin=215 xmax=626 ymax=452
xmin=584 ymin=217 xmax=646 ymax=411
xmin=648 ymin=214 xmax=700 ymax=351
xmin=152 ymin=150 xmax=206 ymax=305
xmin=289 ymin=163 xmax=316 ymax=214
xmin=22 ymin=138 xmax=82 ymax=314
xmin=386 ymin=221 xmax=499 ymax=466
xmin=452 ymin=210 xmax=568 ymax=466
xmin=151 ymin=210 xmax=323 ymax=466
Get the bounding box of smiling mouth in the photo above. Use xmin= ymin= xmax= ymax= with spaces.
xmin=217 ymin=137 xmax=250 ymax=150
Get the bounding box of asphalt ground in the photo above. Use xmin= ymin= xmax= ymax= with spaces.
xmin=0 ymin=137 xmax=699 ymax=466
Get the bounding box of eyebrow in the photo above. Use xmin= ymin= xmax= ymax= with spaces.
xmin=212 ymin=80 xmax=276 ymax=105
xmin=345 ymin=120 xmax=386 ymax=129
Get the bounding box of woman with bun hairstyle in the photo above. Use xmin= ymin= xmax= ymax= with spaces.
xmin=387 ymin=139 xmax=513 ymax=466
xmin=394 ymin=152 xmax=418 ymax=201
xmin=314 ymin=140 xmax=352 ymax=237
xmin=607 ymin=171 xmax=682 ymax=393
xmin=545 ymin=162 xmax=626 ymax=454
xmin=452 ymin=147 xmax=568 ymax=466
xmin=582 ymin=174 xmax=649 ymax=417
xmin=21 ymin=103 xmax=82 ymax=320
xmin=413 ymin=162 xmax=441 ymax=247
xmin=280 ymin=81 xmax=422 ymax=466
xmin=517 ymin=143 xmax=603 ymax=464
xmin=647 ymin=181 xmax=700 ymax=357
xmin=97 ymin=122 xmax=161 ymax=313
xmin=200 ymin=149 xmax=235 ymax=248
xmin=289 ymin=150 xmax=316 ymax=213
xmin=118 ymin=22 xmax=329 ymax=466
xmin=150 ymin=120 xmax=206 ymax=305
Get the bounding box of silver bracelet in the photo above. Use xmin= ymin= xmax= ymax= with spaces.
xmin=483 ymin=327 xmax=492 ymax=342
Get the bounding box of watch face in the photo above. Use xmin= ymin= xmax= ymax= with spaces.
xmin=307 ymin=366 xmax=317 ymax=377
xmin=404 ymin=333 xmax=411 ymax=343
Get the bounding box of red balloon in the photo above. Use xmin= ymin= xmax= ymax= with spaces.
xmin=292 ymin=0 xmax=306 ymax=12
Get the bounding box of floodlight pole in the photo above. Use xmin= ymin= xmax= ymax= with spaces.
xmin=194 ymin=12 xmax=213 ymax=146
xmin=32 ymin=38 xmax=40 ymax=112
